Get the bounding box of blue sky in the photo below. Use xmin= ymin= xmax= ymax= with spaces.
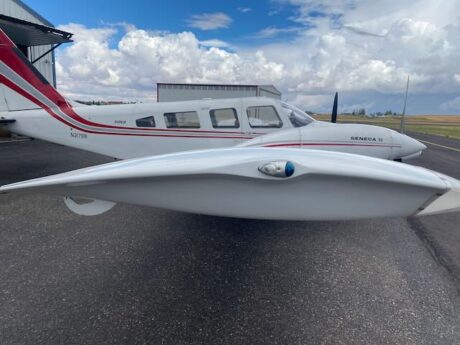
xmin=22 ymin=0 xmax=460 ymax=114
xmin=25 ymin=1 xmax=299 ymax=45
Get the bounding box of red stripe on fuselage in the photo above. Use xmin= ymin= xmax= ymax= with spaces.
xmin=0 ymin=74 xmax=257 ymax=139
xmin=264 ymin=143 xmax=398 ymax=148
xmin=1 ymin=48 xmax=264 ymax=136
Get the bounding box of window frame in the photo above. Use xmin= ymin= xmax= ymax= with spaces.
xmin=209 ymin=108 xmax=240 ymax=129
xmin=246 ymin=105 xmax=283 ymax=128
xmin=135 ymin=116 xmax=156 ymax=128
xmin=163 ymin=111 xmax=201 ymax=129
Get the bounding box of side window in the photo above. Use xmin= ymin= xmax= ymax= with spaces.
xmin=164 ymin=111 xmax=200 ymax=128
xmin=247 ymin=106 xmax=282 ymax=128
xmin=136 ymin=116 xmax=155 ymax=128
xmin=210 ymin=108 xmax=239 ymax=128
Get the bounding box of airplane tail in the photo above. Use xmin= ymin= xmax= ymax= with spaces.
xmin=0 ymin=28 xmax=69 ymax=113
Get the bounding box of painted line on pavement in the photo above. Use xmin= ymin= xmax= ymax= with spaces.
xmin=419 ymin=139 xmax=460 ymax=153
xmin=0 ymin=138 xmax=31 ymax=144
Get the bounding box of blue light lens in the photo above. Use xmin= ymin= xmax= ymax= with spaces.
xmin=285 ymin=161 xmax=295 ymax=177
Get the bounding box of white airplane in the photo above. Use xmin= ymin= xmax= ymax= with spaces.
xmin=1 ymin=27 xmax=459 ymax=221
xmin=1 ymin=147 xmax=459 ymax=220
xmin=0 ymin=29 xmax=425 ymax=161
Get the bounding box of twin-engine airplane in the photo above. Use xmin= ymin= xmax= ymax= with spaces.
xmin=3 ymin=28 xmax=459 ymax=221
xmin=0 ymin=29 xmax=425 ymax=161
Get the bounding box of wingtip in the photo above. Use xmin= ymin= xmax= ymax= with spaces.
xmin=0 ymin=184 xmax=11 ymax=194
xmin=0 ymin=185 xmax=12 ymax=194
xmin=417 ymin=174 xmax=460 ymax=216
xmin=0 ymin=181 xmax=35 ymax=193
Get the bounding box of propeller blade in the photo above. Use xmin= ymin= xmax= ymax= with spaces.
xmin=331 ymin=92 xmax=338 ymax=123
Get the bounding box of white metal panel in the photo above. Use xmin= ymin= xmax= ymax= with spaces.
xmin=0 ymin=0 xmax=49 ymax=25
xmin=0 ymin=84 xmax=8 ymax=112
xmin=158 ymin=84 xmax=256 ymax=102
xmin=0 ymin=83 xmax=39 ymax=110
xmin=29 ymin=44 xmax=54 ymax=85
xmin=158 ymin=83 xmax=282 ymax=102
xmin=258 ymin=85 xmax=281 ymax=99
xmin=0 ymin=0 xmax=56 ymax=85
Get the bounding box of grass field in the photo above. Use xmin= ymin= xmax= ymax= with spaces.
xmin=313 ymin=114 xmax=460 ymax=140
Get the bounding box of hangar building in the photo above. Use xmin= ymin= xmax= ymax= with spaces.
xmin=0 ymin=0 xmax=72 ymax=86
xmin=157 ymin=83 xmax=282 ymax=102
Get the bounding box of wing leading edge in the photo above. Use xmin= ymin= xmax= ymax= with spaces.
xmin=1 ymin=148 xmax=459 ymax=221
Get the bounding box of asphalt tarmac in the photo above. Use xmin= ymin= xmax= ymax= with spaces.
xmin=0 ymin=137 xmax=459 ymax=345
xmin=405 ymin=132 xmax=460 ymax=291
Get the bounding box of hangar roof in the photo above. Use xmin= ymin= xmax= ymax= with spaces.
xmin=0 ymin=14 xmax=72 ymax=46
xmin=10 ymin=0 xmax=54 ymax=27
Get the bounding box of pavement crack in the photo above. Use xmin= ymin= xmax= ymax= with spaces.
xmin=408 ymin=216 xmax=460 ymax=296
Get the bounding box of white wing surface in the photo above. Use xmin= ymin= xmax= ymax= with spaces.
xmin=1 ymin=148 xmax=459 ymax=221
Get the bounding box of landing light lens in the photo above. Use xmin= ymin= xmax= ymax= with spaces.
xmin=285 ymin=161 xmax=295 ymax=177
xmin=259 ymin=161 xmax=295 ymax=178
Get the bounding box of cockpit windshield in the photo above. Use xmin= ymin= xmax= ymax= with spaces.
xmin=281 ymin=101 xmax=315 ymax=127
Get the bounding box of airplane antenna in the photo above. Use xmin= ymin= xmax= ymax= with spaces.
xmin=400 ymin=75 xmax=410 ymax=134
xmin=331 ymin=92 xmax=338 ymax=123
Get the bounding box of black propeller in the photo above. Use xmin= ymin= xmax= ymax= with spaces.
xmin=331 ymin=92 xmax=338 ymax=123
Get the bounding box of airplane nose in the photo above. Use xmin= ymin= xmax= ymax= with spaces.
xmin=393 ymin=133 xmax=426 ymax=160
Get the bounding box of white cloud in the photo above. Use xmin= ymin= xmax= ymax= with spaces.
xmin=55 ymin=25 xmax=283 ymax=102
xmin=101 ymin=21 xmax=137 ymax=33
xmin=187 ymin=12 xmax=232 ymax=30
xmin=237 ymin=7 xmax=252 ymax=13
xmin=290 ymin=94 xmax=331 ymax=109
xmin=454 ymin=74 xmax=460 ymax=84
xmin=254 ymin=27 xmax=301 ymax=38
xmin=255 ymin=0 xmax=460 ymax=112
xmin=199 ymin=39 xmax=230 ymax=48
xmin=441 ymin=97 xmax=460 ymax=110
xmin=55 ymin=0 xmax=460 ymax=113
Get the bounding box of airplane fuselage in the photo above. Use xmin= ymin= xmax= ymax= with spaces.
xmin=4 ymin=97 xmax=423 ymax=161
xmin=0 ymin=28 xmax=426 ymax=162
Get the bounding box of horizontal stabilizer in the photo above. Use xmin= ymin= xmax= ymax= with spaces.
xmin=1 ymin=148 xmax=459 ymax=221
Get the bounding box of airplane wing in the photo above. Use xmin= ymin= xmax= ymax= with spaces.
xmin=1 ymin=147 xmax=459 ymax=221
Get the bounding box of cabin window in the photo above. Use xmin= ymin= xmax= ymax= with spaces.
xmin=210 ymin=108 xmax=239 ymax=128
xmin=164 ymin=111 xmax=200 ymax=128
xmin=246 ymin=106 xmax=283 ymax=128
xmin=281 ymin=102 xmax=314 ymax=127
xmin=136 ymin=116 xmax=156 ymax=127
